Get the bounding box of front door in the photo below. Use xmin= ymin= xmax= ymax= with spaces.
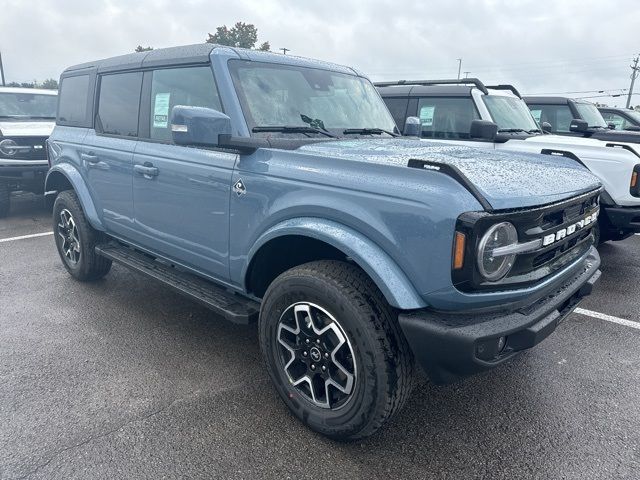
xmin=131 ymin=65 xmax=235 ymax=281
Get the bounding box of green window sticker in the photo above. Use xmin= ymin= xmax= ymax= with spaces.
xmin=419 ymin=105 xmax=435 ymax=126
xmin=153 ymin=92 xmax=171 ymax=128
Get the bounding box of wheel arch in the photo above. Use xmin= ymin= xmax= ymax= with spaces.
xmin=244 ymin=218 xmax=427 ymax=310
xmin=45 ymin=165 xmax=104 ymax=231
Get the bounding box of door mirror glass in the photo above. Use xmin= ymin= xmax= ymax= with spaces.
xmin=569 ymin=118 xmax=589 ymax=133
xmin=469 ymin=119 xmax=498 ymax=141
xmin=170 ymin=106 xmax=231 ymax=147
xmin=403 ymin=116 xmax=421 ymax=136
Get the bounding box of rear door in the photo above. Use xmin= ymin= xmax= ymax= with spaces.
xmin=131 ymin=65 xmax=236 ymax=281
xmin=83 ymin=71 xmax=142 ymax=238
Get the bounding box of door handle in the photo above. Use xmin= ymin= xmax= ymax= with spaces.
xmin=134 ymin=163 xmax=159 ymax=178
xmin=81 ymin=152 xmax=99 ymax=163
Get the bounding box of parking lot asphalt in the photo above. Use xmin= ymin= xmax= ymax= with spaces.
xmin=1 ymin=193 xmax=639 ymax=480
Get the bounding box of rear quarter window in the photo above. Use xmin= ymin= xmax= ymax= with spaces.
xmin=57 ymin=75 xmax=91 ymax=126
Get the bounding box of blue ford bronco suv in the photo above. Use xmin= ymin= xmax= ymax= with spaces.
xmin=47 ymin=44 xmax=602 ymax=440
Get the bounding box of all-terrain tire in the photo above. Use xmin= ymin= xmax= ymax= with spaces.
xmin=0 ymin=182 xmax=10 ymax=218
xmin=53 ymin=190 xmax=112 ymax=281
xmin=259 ymin=260 xmax=415 ymax=441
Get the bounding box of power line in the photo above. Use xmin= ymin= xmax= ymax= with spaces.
xmin=523 ymin=88 xmax=628 ymax=95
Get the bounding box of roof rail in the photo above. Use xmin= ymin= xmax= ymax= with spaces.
xmin=484 ymin=84 xmax=522 ymax=99
xmin=373 ymin=78 xmax=488 ymax=95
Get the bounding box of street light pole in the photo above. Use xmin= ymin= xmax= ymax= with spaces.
xmin=456 ymin=58 xmax=462 ymax=80
xmin=626 ymin=54 xmax=639 ymax=109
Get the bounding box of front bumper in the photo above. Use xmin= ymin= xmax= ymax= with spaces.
xmin=0 ymin=164 xmax=48 ymax=182
xmin=602 ymin=205 xmax=640 ymax=234
xmin=398 ymin=248 xmax=601 ymax=384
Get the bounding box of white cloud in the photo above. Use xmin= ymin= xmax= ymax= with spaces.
xmin=1 ymin=0 xmax=638 ymax=106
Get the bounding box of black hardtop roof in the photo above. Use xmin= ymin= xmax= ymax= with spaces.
xmin=523 ymin=96 xmax=575 ymax=105
xmin=375 ymin=79 xmax=522 ymax=98
xmin=597 ymin=106 xmax=636 ymax=112
xmin=377 ymin=84 xmax=475 ymax=97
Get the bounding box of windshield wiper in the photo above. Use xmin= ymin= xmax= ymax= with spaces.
xmin=343 ymin=128 xmax=398 ymax=137
xmin=497 ymin=128 xmax=527 ymax=133
xmin=252 ymin=126 xmax=337 ymax=138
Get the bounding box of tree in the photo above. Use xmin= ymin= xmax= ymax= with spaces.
xmin=135 ymin=45 xmax=153 ymax=52
xmin=39 ymin=78 xmax=58 ymax=90
xmin=206 ymin=22 xmax=270 ymax=51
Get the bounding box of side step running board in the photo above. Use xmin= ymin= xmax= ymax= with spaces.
xmin=95 ymin=243 xmax=259 ymax=324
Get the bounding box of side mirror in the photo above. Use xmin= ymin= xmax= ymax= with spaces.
xmin=403 ymin=116 xmax=421 ymax=137
xmin=608 ymin=123 xmax=616 ymax=130
xmin=541 ymin=121 xmax=552 ymax=133
xmin=170 ymin=105 xmax=231 ymax=147
xmin=469 ymin=119 xmax=498 ymax=141
xmin=569 ymin=118 xmax=589 ymax=133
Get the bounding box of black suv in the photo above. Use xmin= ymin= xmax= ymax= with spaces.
xmin=524 ymin=96 xmax=640 ymax=143
xmin=599 ymin=107 xmax=640 ymax=132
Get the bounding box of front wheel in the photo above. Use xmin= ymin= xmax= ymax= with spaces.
xmin=259 ymin=260 xmax=415 ymax=441
xmin=53 ymin=190 xmax=112 ymax=281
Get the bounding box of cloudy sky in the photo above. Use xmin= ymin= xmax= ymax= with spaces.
xmin=1 ymin=0 xmax=639 ymax=106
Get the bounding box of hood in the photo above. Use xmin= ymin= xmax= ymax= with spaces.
xmin=297 ymin=138 xmax=601 ymax=211
xmin=0 ymin=120 xmax=55 ymax=137
xmin=522 ymin=132 xmax=640 ymax=156
xmin=591 ymin=128 xmax=640 ymax=144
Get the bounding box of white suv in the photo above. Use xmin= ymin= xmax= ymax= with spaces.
xmin=0 ymin=87 xmax=57 ymax=216
xmin=377 ymin=79 xmax=640 ymax=243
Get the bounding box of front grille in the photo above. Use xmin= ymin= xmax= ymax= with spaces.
xmin=0 ymin=136 xmax=48 ymax=160
xmin=454 ymin=189 xmax=600 ymax=292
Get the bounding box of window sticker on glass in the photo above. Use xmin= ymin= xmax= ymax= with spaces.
xmin=153 ymin=93 xmax=171 ymax=128
xmin=419 ymin=105 xmax=435 ymax=126
xmin=530 ymin=109 xmax=542 ymax=123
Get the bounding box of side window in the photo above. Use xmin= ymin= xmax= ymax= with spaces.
xmin=97 ymin=72 xmax=143 ymax=137
xmin=530 ymin=109 xmax=542 ymax=123
xmin=149 ymin=66 xmax=223 ymax=142
xmin=58 ymin=75 xmax=90 ymax=125
xmin=601 ymin=112 xmax=626 ymax=130
xmin=417 ymin=97 xmax=479 ymax=139
xmin=530 ymin=105 xmax=573 ymax=133
xmin=382 ymin=97 xmax=409 ymax=130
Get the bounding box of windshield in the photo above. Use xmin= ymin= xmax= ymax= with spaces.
xmin=228 ymin=60 xmax=396 ymax=135
xmin=574 ymin=102 xmax=607 ymax=128
xmin=0 ymin=92 xmax=57 ymax=119
xmin=627 ymin=110 xmax=640 ymax=124
xmin=483 ymin=95 xmax=540 ymax=132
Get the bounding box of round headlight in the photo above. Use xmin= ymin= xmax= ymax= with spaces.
xmin=0 ymin=139 xmax=18 ymax=156
xmin=477 ymin=222 xmax=518 ymax=281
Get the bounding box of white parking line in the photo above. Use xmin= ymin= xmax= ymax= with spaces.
xmin=574 ymin=308 xmax=640 ymax=331
xmin=0 ymin=231 xmax=53 ymax=243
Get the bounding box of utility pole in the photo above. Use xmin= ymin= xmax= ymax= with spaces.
xmin=456 ymin=58 xmax=462 ymax=80
xmin=280 ymin=47 xmax=290 ymax=55
xmin=463 ymin=71 xmax=471 ymax=79
xmin=0 ymin=51 xmax=5 ymax=86
xmin=627 ymin=54 xmax=639 ymax=109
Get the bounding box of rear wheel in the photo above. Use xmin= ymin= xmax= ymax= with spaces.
xmin=0 ymin=182 xmax=10 ymax=218
xmin=259 ymin=260 xmax=414 ymax=441
xmin=53 ymin=190 xmax=112 ymax=281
